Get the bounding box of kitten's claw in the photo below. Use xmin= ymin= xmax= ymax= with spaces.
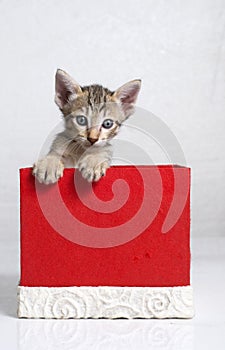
xmin=78 ymin=160 xmax=109 ymax=182
xmin=33 ymin=156 xmax=64 ymax=184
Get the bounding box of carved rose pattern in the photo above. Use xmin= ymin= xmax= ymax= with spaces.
xmin=18 ymin=286 xmax=194 ymax=319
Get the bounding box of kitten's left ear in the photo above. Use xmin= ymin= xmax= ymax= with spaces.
xmin=113 ymin=79 xmax=141 ymax=118
xmin=55 ymin=69 xmax=82 ymax=110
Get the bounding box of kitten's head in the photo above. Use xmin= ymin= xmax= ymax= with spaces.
xmin=55 ymin=69 xmax=141 ymax=146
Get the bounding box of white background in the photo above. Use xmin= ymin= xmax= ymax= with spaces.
xmin=0 ymin=0 xmax=225 ymax=349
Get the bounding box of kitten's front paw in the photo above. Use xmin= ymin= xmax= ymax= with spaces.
xmin=78 ymin=160 xmax=109 ymax=182
xmin=33 ymin=156 xmax=64 ymax=184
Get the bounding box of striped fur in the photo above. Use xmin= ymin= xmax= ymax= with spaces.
xmin=33 ymin=69 xmax=141 ymax=184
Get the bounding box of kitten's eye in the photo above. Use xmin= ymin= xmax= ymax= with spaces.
xmin=76 ymin=115 xmax=87 ymax=126
xmin=102 ymin=119 xmax=114 ymax=129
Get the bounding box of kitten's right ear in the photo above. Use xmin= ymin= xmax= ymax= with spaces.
xmin=113 ymin=79 xmax=141 ymax=119
xmin=55 ymin=69 xmax=82 ymax=110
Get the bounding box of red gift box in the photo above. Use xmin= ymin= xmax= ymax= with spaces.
xmin=18 ymin=165 xmax=193 ymax=319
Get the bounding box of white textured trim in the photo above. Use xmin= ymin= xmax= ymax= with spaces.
xmin=17 ymin=286 xmax=194 ymax=319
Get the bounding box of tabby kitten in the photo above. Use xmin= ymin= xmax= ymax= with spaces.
xmin=33 ymin=69 xmax=141 ymax=184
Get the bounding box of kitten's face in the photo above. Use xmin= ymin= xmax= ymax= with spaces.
xmin=64 ymin=86 xmax=124 ymax=147
xmin=55 ymin=70 xmax=141 ymax=147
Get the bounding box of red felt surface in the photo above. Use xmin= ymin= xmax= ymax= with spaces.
xmin=20 ymin=166 xmax=191 ymax=287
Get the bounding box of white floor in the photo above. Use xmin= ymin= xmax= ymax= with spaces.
xmin=0 ymin=237 xmax=225 ymax=350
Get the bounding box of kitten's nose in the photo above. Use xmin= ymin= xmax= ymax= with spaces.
xmin=87 ymin=137 xmax=98 ymax=145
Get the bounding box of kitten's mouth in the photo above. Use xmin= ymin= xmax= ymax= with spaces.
xmin=77 ymin=137 xmax=100 ymax=147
